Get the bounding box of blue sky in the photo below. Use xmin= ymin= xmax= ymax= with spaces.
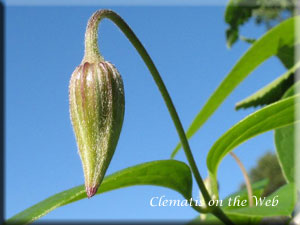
xmin=5 ymin=5 xmax=286 ymax=222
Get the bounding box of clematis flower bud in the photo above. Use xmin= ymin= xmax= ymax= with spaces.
xmin=69 ymin=60 xmax=125 ymax=198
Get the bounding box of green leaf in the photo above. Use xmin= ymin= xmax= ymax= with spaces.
xmin=193 ymin=183 xmax=295 ymax=224
xmin=189 ymin=214 xmax=221 ymax=224
xmin=191 ymin=212 xmax=261 ymax=225
xmin=223 ymin=179 xmax=268 ymax=209
xmin=171 ymin=16 xmax=300 ymax=158
xmin=239 ymin=36 xmax=256 ymax=44
xmin=235 ymin=30 xmax=296 ymax=70
xmin=276 ymin=44 xmax=296 ymax=69
xmin=192 ymin=182 xmax=295 ymax=224
xmin=274 ymin=81 xmax=300 ymax=183
xmin=218 ymin=179 xmax=268 ymax=224
xmin=275 ymin=125 xmax=295 ymax=183
xmin=281 ymin=81 xmax=300 ymax=98
xmin=6 ymin=160 xmax=192 ymax=225
xmin=224 ymin=0 xmax=259 ymax=48
xmin=226 ymin=28 xmax=239 ymax=49
xmin=224 ymin=183 xmax=296 ymax=217
xmin=206 ymin=95 xmax=300 ymax=193
xmin=235 ymin=61 xmax=300 ymax=110
xmin=190 ymin=180 xmax=268 ymax=225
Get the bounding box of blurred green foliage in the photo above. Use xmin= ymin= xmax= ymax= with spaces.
xmin=241 ymin=152 xmax=286 ymax=197
xmin=225 ymin=0 xmax=296 ymax=49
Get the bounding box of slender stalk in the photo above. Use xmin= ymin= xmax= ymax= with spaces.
xmin=190 ymin=200 xmax=210 ymax=214
xmin=84 ymin=10 xmax=234 ymax=225
xmin=230 ymin=152 xmax=253 ymax=207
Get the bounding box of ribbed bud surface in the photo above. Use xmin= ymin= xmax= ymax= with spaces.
xmin=69 ymin=61 xmax=125 ymax=198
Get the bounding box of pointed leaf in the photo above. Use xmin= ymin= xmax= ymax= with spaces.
xmin=236 ymin=61 xmax=300 ymax=110
xmin=274 ymin=81 xmax=300 ymax=183
xmin=171 ymin=16 xmax=300 ymax=158
xmin=206 ymin=95 xmax=300 ymax=192
xmin=277 ymin=44 xmax=296 ymax=69
xmin=190 ymin=180 xmax=268 ymax=225
xmin=6 ymin=160 xmax=192 ymax=225
xmin=275 ymin=125 xmax=295 ymax=183
xmin=192 ymin=183 xmax=296 ymax=224
xmin=224 ymin=183 xmax=296 ymax=217
xmin=223 ymin=179 xmax=268 ymax=209
xmin=224 ymin=0 xmax=258 ymax=48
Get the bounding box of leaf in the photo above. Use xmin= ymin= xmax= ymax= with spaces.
xmin=189 ymin=180 xmax=268 ymax=225
xmin=225 ymin=0 xmax=295 ymax=68
xmin=275 ymin=125 xmax=295 ymax=183
xmin=189 ymin=214 xmax=221 ymax=224
xmin=235 ymin=61 xmax=300 ymax=110
xmin=224 ymin=0 xmax=259 ymax=48
xmin=282 ymin=81 xmax=300 ymax=98
xmin=226 ymin=28 xmax=239 ymax=49
xmin=6 ymin=160 xmax=192 ymax=225
xmin=217 ymin=179 xmax=268 ymax=224
xmin=239 ymin=36 xmax=256 ymax=44
xmin=274 ymin=81 xmax=300 ymax=183
xmin=276 ymin=44 xmax=296 ymax=69
xmin=206 ymin=95 xmax=300 ymax=193
xmin=223 ymin=179 xmax=268 ymax=209
xmin=192 ymin=183 xmax=296 ymax=224
xmin=171 ymin=16 xmax=300 ymax=158
xmin=224 ymin=183 xmax=296 ymax=217
xmin=191 ymin=212 xmax=261 ymax=225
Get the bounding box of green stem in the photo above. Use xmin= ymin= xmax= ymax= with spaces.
xmin=190 ymin=200 xmax=210 ymax=214
xmin=84 ymin=9 xmax=234 ymax=225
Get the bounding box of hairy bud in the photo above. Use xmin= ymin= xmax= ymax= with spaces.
xmin=69 ymin=61 xmax=125 ymax=198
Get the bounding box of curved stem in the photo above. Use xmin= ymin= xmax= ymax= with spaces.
xmin=230 ymin=152 xmax=253 ymax=207
xmin=84 ymin=10 xmax=234 ymax=225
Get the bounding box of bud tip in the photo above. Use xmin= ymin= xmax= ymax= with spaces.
xmin=86 ymin=186 xmax=98 ymax=198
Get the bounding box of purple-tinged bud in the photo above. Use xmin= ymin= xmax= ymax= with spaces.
xmin=69 ymin=60 xmax=125 ymax=198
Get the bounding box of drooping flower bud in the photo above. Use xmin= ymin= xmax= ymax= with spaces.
xmin=70 ymin=10 xmax=125 ymax=198
xmin=69 ymin=60 xmax=125 ymax=198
